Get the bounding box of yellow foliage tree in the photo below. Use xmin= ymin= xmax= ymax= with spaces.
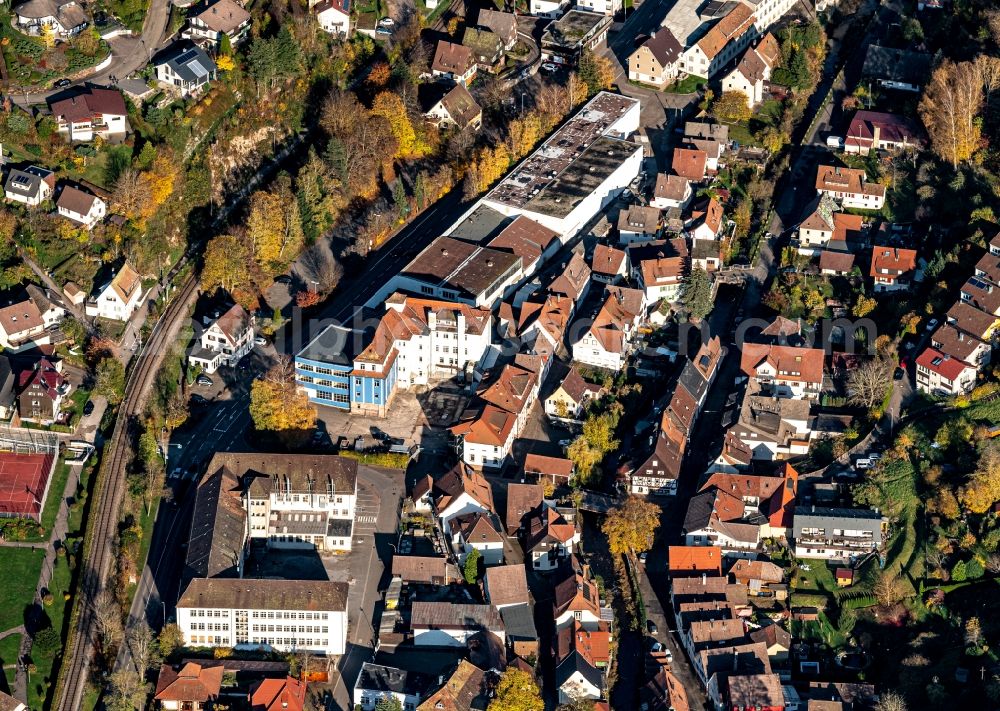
xmin=217 ymin=55 xmax=235 ymax=72
xmin=372 ymin=91 xmax=418 ymax=159
xmin=602 ymin=496 xmax=660 ymax=556
xmin=713 ymin=91 xmax=752 ymax=122
xmin=918 ymin=59 xmax=984 ymax=167
xmin=487 ymin=668 xmax=543 ymax=711
xmin=249 ymin=358 xmax=316 ymax=447
xmin=472 ymin=143 xmax=511 ymax=194
xmin=246 ymin=190 xmax=286 ymax=273
xmin=853 ymin=295 xmax=877 ymax=317
xmin=507 ymin=112 xmax=543 ymax=161
xmin=202 ymin=233 xmax=253 ymax=298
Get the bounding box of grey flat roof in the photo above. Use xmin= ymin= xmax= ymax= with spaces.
xmin=403 ymin=236 xmax=522 ymax=298
xmin=297 ymin=322 xmax=373 ymax=365
xmin=447 ymin=204 xmax=512 ymax=244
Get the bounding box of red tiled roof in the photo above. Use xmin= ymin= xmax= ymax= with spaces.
xmin=668 ymin=545 xmax=723 ymax=576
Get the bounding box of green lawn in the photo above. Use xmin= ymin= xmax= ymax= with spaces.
xmin=663 ymin=74 xmax=704 ymax=94
xmin=0 ymin=632 xmax=20 ymax=693
xmin=0 ymin=548 xmax=44 ymax=633
xmin=29 ymin=555 xmax=74 ymax=711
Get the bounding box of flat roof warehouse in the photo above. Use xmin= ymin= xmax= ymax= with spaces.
xmin=485 ymin=92 xmax=639 ymax=213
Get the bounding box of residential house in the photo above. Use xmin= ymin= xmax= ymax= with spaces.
xmin=0 ymin=691 xmax=26 ymax=711
xmin=869 ymin=246 xmax=917 ymax=292
xmin=947 ymin=300 xmax=999 ymax=342
xmin=815 ymin=165 xmax=885 ymax=210
xmin=553 ymin=563 xmax=603 ymax=630
xmin=50 ymin=88 xmax=128 ymax=143
xmin=176 ymin=577 xmax=349 ymax=654
xmin=315 ymin=0 xmax=350 ymax=35
xmin=0 ymin=289 xmax=63 ymax=352
xmin=422 ymin=83 xmax=482 ymax=131
xmin=819 ymin=250 xmax=856 ymax=276
xmin=452 ymin=363 xmax=538 ymax=469
xmin=730 ymin=559 xmax=785 ymax=598
xmin=845 ymin=111 xmax=924 ymax=155
xmin=545 ymin=366 xmax=601 ymax=422
xmin=410 ymin=602 xmax=505 ymax=646
xmin=930 ymin=323 xmax=990 ymax=370
xmin=575 ymin=0 xmax=621 ymax=16
xmin=477 ymin=9 xmax=517 ymax=50
xmin=730 ymin=384 xmax=812 ymax=460
xmin=591 ymin=244 xmax=628 ymax=284
xmin=682 ymin=487 xmax=762 ymax=552
xmin=797 ymin=195 xmax=864 ymax=253
xmin=0 ymin=357 xmax=17 ymax=422
xmin=85 ymin=262 xmax=144 ymax=321
xmin=432 ymin=41 xmax=477 ymax=85
xmin=416 ymin=661 xmax=490 ymax=711
xmin=432 ymin=463 xmax=496 ymax=535
xmin=791 ymin=506 xmax=888 ymax=560
xmin=501 ymin=602 xmax=539 ymax=659
xmin=682 ymin=618 xmax=747 ymax=664
xmin=547 ymin=252 xmax=592 ymax=304
xmin=700 ymin=465 xmax=798 ymax=538
xmin=154 ymin=662 xmax=223 ymax=711
xmin=698 ymin=641 xmax=771 ymax=698
xmin=463 ymin=27 xmax=504 ymax=72
xmin=354 ymin=664 xmax=431 ymax=711
xmin=56 ymin=185 xmax=106 ymax=229
xmin=651 ymin=173 xmax=692 ymax=210
xmin=523 ymin=452 xmax=574 ymax=488
xmin=672 ymin=147 xmax=708 ymax=181
xmin=633 ymin=241 xmax=688 ymax=304
xmin=618 ymin=205 xmax=661 ymax=244
xmin=727 ymin=673 xmax=785 ymax=711
xmin=17 ymin=357 xmax=69 ymax=423
xmin=188 ymin=302 xmax=255 ymax=374
xmin=390 ymin=555 xmax=459 ymax=585
xmin=185 ymin=0 xmax=251 ymax=46
xmin=915 ymin=346 xmax=978 ymax=396
xmin=505 ymin=482 xmax=544 ymax=535
xmin=530 ymin=0 xmax=569 ymax=18
xmin=748 ymin=623 xmax=791 ymax=663
xmin=154 ymin=42 xmax=217 ymax=97
xmin=692 ymin=238 xmax=723 ymax=272
xmin=485 ymin=564 xmax=530 ymax=609
xmin=960 ymin=274 xmax=1000 ymax=317
xmin=721 ymin=33 xmax=779 ymax=107
xmin=540 ymin=10 xmax=612 ymax=66
xmin=555 ymin=621 xmax=611 ymax=703
xmin=4 ymin=166 xmax=55 ymax=206
xmin=687 ymin=197 xmax=725 ymax=242
xmin=526 ymin=505 xmax=579 ymax=570
xmin=12 ymin=0 xmax=88 ymax=36
xmin=572 ymin=285 xmax=645 ymax=370
xmin=677 ymin=2 xmax=757 ymax=79
xmin=739 ymin=343 xmax=825 ymax=400
xmin=450 ymin=511 xmax=504 ymax=566
xmin=249 ymin=677 xmax=307 ymax=711
xmin=629 ymin=28 xmax=684 ymax=88
xmin=862 ymin=45 xmax=932 ymax=92
xmin=668 ymin=545 xmax=723 ymax=578
xmin=642 ymin=669 xmax=690 ymax=711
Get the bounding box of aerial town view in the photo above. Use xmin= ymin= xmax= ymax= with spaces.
xmin=0 ymin=0 xmax=996 ymax=705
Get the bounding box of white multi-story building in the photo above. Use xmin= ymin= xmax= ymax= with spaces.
xmin=188 ymin=302 xmax=255 ymax=374
xmin=244 ymin=453 xmax=358 ymax=551
xmin=85 ymin=262 xmax=144 ymax=322
xmin=49 ymin=88 xmax=129 ymax=143
xmin=354 ymin=663 xmax=430 ymax=711
xmin=176 ymin=578 xmax=348 ymax=655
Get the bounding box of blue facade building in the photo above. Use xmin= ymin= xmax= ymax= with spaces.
xmin=295 ymin=323 xmax=398 ymax=416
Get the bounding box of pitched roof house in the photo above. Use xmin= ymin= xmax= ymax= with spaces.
xmin=476 ymin=8 xmax=517 ymax=49
xmin=739 ymin=343 xmax=825 ymax=400
xmin=154 ymin=662 xmax=224 ymax=710
xmin=629 ymin=28 xmax=684 ymax=88
xmin=417 ymin=660 xmax=490 ymax=711
xmin=4 ymin=165 xmax=55 ymax=207
xmin=651 ymin=173 xmax=692 ymax=210
xmin=485 ymin=564 xmax=530 ymax=608
xmin=423 ymin=83 xmax=482 ymax=131
xmin=85 ymin=261 xmax=144 ymax=322
xmin=672 ymin=147 xmax=708 ymax=181
xmin=815 ymin=164 xmax=885 ymax=210
xmin=591 ymin=243 xmax=628 ymax=284
xmin=50 ymin=88 xmax=128 ymax=142
xmin=845 ymin=110 xmax=924 ymax=155
xmin=545 ymin=366 xmax=602 ymax=422
xmin=249 ymin=677 xmax=307 ymax=711
xmin=432 ymin=41 xmax=477 ymax=85
xmin=869 ymin=246 xmax=917 ymax=292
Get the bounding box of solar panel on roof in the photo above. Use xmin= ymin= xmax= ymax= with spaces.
xmin=968 ymin=277 xmax=990 ymax=291
xmin=189 ymin=60 xmax=210 ymax=78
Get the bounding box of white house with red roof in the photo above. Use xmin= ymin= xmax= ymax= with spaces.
xmin=16 ymin=357 xmax=70 ymax=423
xmin=591 ymin=244 xmax=627 ymax=285
xmin=651 ymin=173 xmax=692 ymax=210
xmin=915 ymin=347 xmax=978 ymax=396
xmin=49 ymin=88 xmax=128 ymax=143
xmin=525 ymin=504 xmax=579 ymax=570
xmin=450 ymin=511 xmax=505 ymax=565
xmin=739 ymin=343 xmax=825 ymax=400
xmin=845 ymin=110 xmax=924 ymax=156
xmin=869 ymin=246 xmax=917 ymax=292
xmin=315 ymin=0 xmax=350 ymax=35
xmin=815 ymin=164 xmax=885 ymax=210
xmin=572 ymin=285 xmax=646 ymax=370
xmin=431 ymin=463 xmax=496 ymax=535
xmin=452 ymin=363 xmax=538 ymax=469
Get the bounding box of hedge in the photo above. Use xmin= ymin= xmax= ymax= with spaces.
xmin=841 ymin=594 xmax=878 ymax=610
xmin=335 ymin=449 xmax=409 ymax=469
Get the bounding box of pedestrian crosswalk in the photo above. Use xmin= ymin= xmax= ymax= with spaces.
xmin=356 ymin=515 xmax=377 ymax=524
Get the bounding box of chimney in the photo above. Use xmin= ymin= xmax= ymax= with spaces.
xmin=701 ymin=573 xmax=707 ymax=586
xmin=872 ymin=123 xmax=881 ymax=147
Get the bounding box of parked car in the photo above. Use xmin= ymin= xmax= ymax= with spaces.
xmin=647 ymin=619 xmax=657 ymax=634
xmin=664 ymin=649 xmax=673 ymax=663
xmin=650 ymin=642 xmax=663 ymax=653
xmin=82 ymin=400 xmax=95 ymax=416
xmin=540 ymin=62 xmax=561 ymax=73
xmin=855 ymin=458 xmax=872 ymax=470
xmin=925 ymin=318 xmax=939 ymax=332
xmin=254 ymin=335 xmax=268 ymax=346
xmin=190 ymin=394 xmax=208 ymax=406
xmin=53 ymin=78 xmax=71 ymax=88
xmin=274 ymin=275 xmax=292 ymax=284
xmin=196 ymin=375 xmax=213 ymax=387
xmin=638 ymin=551 xmax=648 ymax=563
xmin=376 ymin=26 xmax=392 ymax=35
xmin=378 ymin=16 xmax=394 ymax=25
xmin=893 ymin=367 xmax=905 ymax=381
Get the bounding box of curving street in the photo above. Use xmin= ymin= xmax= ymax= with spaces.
xmin=13 ymin=0 xmax=171 ymax=106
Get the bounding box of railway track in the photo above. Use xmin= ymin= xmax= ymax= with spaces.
xmin=54 ymin=272 xmax=200 ymax=711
